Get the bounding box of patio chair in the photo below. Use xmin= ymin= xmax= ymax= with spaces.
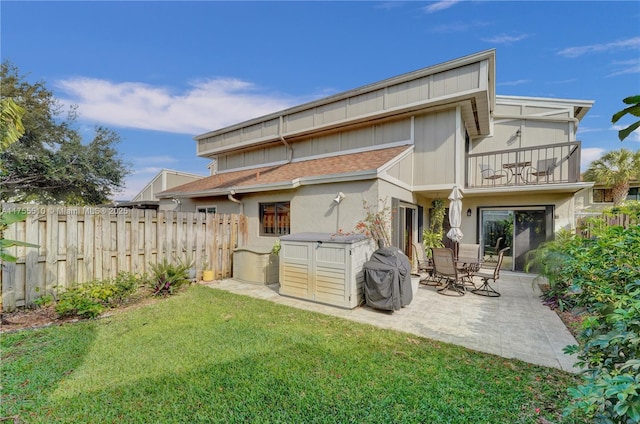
xmin=484 ymin=237 xmax=503 ymax=262
xmin=528 ymin=158 xmax=557 ymax=183
xmin=412 ymin=242 xmax=436 ymax=286
xmin=456 ymin=243 xmax=481 ymax=286
xmin=479 ymin=164 xmax=508 ymax=186
xmin=431 ymin=247 xmax=465 ymax=296
xmin=457 ymin=243 xmax=480 ymax=260
xmin=471 ymin=247 xmax=510 ymax=297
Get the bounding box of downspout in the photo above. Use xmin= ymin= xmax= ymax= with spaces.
xmin=279 ymin=115 xmax=293 ymax=163
xmin=228 ymin=190 xmax=243 ymax=215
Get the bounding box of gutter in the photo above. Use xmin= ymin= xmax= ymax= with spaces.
xmin=493 ymin=114 xmax=581 ymax=132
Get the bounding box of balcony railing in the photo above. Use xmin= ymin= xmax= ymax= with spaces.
xmin=466 ymin=141 xmax=581 ymax=188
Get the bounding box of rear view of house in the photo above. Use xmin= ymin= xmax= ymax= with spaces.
xmin=158 ymin=50 xmax=593 ymax=272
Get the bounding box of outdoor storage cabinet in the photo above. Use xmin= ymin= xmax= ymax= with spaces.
xmin=278 ymin=233 xmax=374 ymax=309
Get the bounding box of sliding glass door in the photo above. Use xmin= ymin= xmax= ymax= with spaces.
xmin=480 ymin=207 xmax=551 ymax=271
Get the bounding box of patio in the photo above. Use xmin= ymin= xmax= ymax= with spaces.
xmin=204 ymin=272 xmax=579 ymax=373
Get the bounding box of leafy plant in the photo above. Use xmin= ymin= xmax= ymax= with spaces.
xmin=148 ymin=259 xmax=191 ymax=296
xmin=422 ymin=199 xmax=445 ymax=256
xmin=0 ymin=210 xmax=39 ymax=263
xmin=526 ymin=215 xmax=640 ymax=423
xmin=271 ymin=239 xmax=281 ymax=255
xmin=612 ymin=95 xmax=640 ymax=142
xmin=54 ymin=272 xmax=142 ymax=318
xmin=353 ymin=198 xmax=392 ymax=248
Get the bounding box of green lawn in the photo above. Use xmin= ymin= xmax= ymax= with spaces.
xmin=1 ymin=285 xmax=585 ymax=423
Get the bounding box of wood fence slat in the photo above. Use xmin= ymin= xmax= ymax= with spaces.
xmin=25 ymin=213 xmax=41 ymax=305
xmin=84 ymin=212 xmax=94 ymax=284
xmin=46 ymin=207 xmax=58 ymax=291
xmin=144 ymin=210 xmax=154 ymax=271
xmin=66 ymin=213 xmax=78 ymax=286
xmin=130 ymin=209 xmax=140 ymax=274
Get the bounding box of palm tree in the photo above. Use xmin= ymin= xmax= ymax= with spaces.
xmin=584 ymin=148 xmax=640 ymax=205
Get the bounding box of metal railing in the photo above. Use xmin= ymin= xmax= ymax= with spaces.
xmin=466 ymin=141 xmax=581 ymax=188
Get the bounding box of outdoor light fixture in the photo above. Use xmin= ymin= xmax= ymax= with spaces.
xmin=466 ymin=208 xmax=472 ymax=217
xmin=333 ymin=192 xmax=346 ymax=204
xmin=515 ymin=129 xmax=521 ymax=138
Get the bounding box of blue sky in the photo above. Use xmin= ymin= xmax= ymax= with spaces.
xmin=2 ymin=1 xmax=639 ymax=201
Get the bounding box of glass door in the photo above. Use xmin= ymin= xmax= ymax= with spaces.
xmin=480 ymin=207 xmax=550 ymax=272
xmin=480 ymin=210 xmax=513 ymax=270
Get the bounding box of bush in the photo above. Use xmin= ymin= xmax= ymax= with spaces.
xmin=527 ymin=223 xmax=640 ymax=423
xmin=55 ymin=272 xmax=142 ymax=319
xmin=148 ymin=259 xmax=191 ymax=296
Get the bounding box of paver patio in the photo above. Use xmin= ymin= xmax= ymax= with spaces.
xmin=204 ymin=272 xmax=579 ymax=373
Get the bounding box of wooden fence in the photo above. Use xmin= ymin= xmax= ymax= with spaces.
xmin=576 ymin=213 xmax=635 ymax=238
xmin=1 ymin=205 xmax=247 ymax=311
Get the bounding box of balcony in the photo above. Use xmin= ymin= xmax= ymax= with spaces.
xmin=466 ymin=141 xmax=581 ymax=189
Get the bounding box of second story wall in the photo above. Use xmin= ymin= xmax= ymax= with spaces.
xmin=412 ymin=109 xmax=458 ymax=187
xmin=216 ymin=118 xmax=413 ymax=172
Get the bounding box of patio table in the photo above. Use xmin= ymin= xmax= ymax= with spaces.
xmin=502 ymin=161 xmax=531 ymax=184
xmin=455 ymin=256 xmax=483 ymax=289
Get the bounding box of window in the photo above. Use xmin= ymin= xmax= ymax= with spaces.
xmin=197 ymin=206 xmax=217 ymax=214
xmin=260 ymin=202 xmax=290 ymax=236
xmin=592 ymin=188 xmax=614 ymax=203
xmin=593 ymin=187 xmax=640 ymax=203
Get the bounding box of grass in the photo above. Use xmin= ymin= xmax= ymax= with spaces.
xmin=1 ymin=285 xmax=585 ymax=423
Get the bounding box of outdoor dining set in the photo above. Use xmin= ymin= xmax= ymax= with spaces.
xmin=412 ymin=242 xmax=510 ymax=297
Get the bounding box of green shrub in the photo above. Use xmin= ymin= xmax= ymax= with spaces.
xmin=148 ymin=259 xmax=191 ymax=296
xmin=55 ymin=272 xmax=142 ymax=319
xmin=527 ymin=222 xmax=640 ymax=423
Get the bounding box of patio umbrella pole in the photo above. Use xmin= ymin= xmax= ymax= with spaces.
xmin=446 ymin=186 xmax=464 ymax=259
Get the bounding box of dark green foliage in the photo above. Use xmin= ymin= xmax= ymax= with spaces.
xmin=612 ymin=95 xmax=640 ymax=142
xmin=55 ymin=272 xmax=141 ymax=318
xmin=0 ymin=61 xmax=130 ymax=204
xmin=526 ymin=215 xmax=640 ymax=423
xmin=148 ymin=259 xmax=191 ymax=296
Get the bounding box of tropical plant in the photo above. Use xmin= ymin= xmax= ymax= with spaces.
xmin=526 ymin=215 xmax=640 ymax=423
xmin=612 ymin=95 xmax=640 ymax=142
xmin=0 ymin=97 xmax=25 ymax=149
xmin=148 ymin=259 xmax=191 ymax=296
xmin=584 ymin=148 xmax=640 ymax=205
xmin=422 ymin=199 xmax=445 ymax=256
xmin=0 ymin=210 xmax=38 ymax=263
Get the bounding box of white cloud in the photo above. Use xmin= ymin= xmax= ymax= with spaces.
xmin=430 ymin=21 xmax=491 ymax=33
xmin=557 ymin=37 xmax=640 ymax=58
xmin=606 ymin=58 xmax=640 ymax=77
xmin=581 ymin=147 xmax=606 ymax=169
xmin=55 ymin=77 xmax=299 ymax=135
xmin=481 ymin=33 xmax=529 ymax=44
xmin=497 ymin=79 xmax=531 ymax=86
xmin=422 ymin=0 xmax=461 ymax=13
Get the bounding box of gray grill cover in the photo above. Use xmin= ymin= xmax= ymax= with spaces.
xmin=363 ymin=247 xmax=412 ymax=311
